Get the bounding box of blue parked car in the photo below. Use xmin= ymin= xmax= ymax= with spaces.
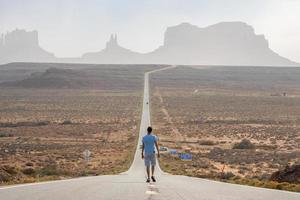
xmin=179 ymin=153 xmax=192 ymax=161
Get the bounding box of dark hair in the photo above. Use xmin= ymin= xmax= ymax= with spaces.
xmin=147 ymin=126 xmax=152 ymax=133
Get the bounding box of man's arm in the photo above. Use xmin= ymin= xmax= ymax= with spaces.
xmin=155 ymin=140 xmax=160 ymax=158
xmin=141 ymin=142 xmax=144 ymax=159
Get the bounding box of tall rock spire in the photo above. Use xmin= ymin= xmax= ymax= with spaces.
xmin=106 ymin=33 xmax=119 ymax=49
xmin=0 ymin=34 xmax=3 ymax=47
xmin=114 ymin=34 xmax=117 ymax=43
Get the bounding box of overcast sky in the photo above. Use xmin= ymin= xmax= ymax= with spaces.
xmin=0 ymin=0 xmax=299 ymax=62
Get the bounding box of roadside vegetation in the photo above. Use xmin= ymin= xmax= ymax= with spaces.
xmin=0 ymin=64 xmax=164 ymax=185
xmin=152 ymin=66 xmax=300 ymax=193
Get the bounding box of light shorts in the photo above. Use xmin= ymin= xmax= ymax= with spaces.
xmin=144 ymin=153 xmax=156 ymax=167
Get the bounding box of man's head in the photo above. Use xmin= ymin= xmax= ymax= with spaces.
xmin=147 ymin=126 xmax=152 ymax=134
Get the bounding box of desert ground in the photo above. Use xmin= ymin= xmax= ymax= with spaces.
xmin=151 ymin=66 xmax=300 ymax=192
xmin=1 ymin=63 xmax=299 ymax=192
xmin=0 ymin=63 xmax=163 ymax=185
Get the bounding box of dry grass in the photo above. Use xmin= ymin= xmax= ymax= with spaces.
xmin=152 ymin=66 xmax=300 ymax=192
xmin=0 ymin=89 xmax=143 ymax=185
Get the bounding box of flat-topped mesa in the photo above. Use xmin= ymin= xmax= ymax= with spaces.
xmin=3 ymin=29 xmax=39 ymax=48
xmin=151 ymin=21 xmax=294 ymax=66
xmin=163 ymin=21 xmax=268 ymax=50
xmin=0 ymin=29 xmax=54 ymax=63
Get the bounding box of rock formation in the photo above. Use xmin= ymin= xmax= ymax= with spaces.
xmin=82 ymin=34 xmax=143 ymax=64
xmin=0 ymin=22 xmax=299 ymax=66
xmin=147 ymin=22 xmax=296 ymax=66
xmin=0 ymin=29 xmax=54 ymax=64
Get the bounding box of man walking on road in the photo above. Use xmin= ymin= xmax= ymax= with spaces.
xmin=142 ymin=126 xmax=160 ymax=183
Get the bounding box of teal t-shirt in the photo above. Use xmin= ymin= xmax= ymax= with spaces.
xmin=142 ymin=134 xmax=157 ymax=154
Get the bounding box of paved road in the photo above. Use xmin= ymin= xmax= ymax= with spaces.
xmin=1 ymin=66 xmax=299 ymax=200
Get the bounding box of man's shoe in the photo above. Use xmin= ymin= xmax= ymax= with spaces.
xmin=146 ymin=178 xmax=150 ymax=183
xmin=151 ymin=176 xmax=156 ymax=182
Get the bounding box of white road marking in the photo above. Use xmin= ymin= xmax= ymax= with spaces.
xmin=145 ymin=190 xmax=158 ymax=195
xmin=148 ymin=184 xmax=156 ymax=188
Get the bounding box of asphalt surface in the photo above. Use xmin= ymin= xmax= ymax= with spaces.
xmin=1 ymin=66 xmax=299 ymax=200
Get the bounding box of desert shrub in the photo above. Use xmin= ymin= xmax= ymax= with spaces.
xmin=233 ymin=139 xmax=255 ymax=149
xmin=61 ymin=120 xmax=72 ymax=125
xmin=22 ymin=177 xmax=36 ymax=183
xmin=37 ymin=165 xmax=60 ymax=176
xmin=22 ymin=168 xmax=36 ymax=175
xmin=35 ymin=121 xmax=50 ymax=126
xmin=221 ymin=172 xmax=235 ymax=179
xmin=192 ymin=159 xmax=210 ymax=168
xmin=0 ymin=171 xmax=11 ymax=182
xmin=259 ymin=173 xmax=271 ymax=181
xmin=0 ymin=132 xmax=14 ymax=137
xmin=199 ymin=140 xmax=216 ymax=146
xmin=79 ymin=169 xmax=98 ymax=177
xmin=193 ymin=162 xmax=209 ymax=169
xmin=25 ymin=162 xmax=34 ymax=167
xmin=0 ymin=121 xmax=49 ymax=127
xmin=270 ymin=164 xmax=300 ymax=184
xmin=0 ymin=165 xmax=17 ymax=182
xmin=2 ymin=165 xmax=17 ymax=175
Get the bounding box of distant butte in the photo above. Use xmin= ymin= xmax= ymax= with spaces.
xmin=0 ymin=23 xmax=299 ymax=66
xmin=0 ymin=29 xmax=55 ymax=64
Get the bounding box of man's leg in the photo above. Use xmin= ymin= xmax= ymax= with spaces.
xmin=151 ymin=165 xmax=155 ymax=176
xmin=150 ymin=154 xmax=156 ymax=182
xmin=146 ymin=166 xmax=150 ymax=179
xmin=145 ymin=154 xmax=151 ymax=182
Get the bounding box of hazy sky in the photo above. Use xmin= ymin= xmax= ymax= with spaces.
xmin=0 ymin=0 xmax=299 ymax=62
